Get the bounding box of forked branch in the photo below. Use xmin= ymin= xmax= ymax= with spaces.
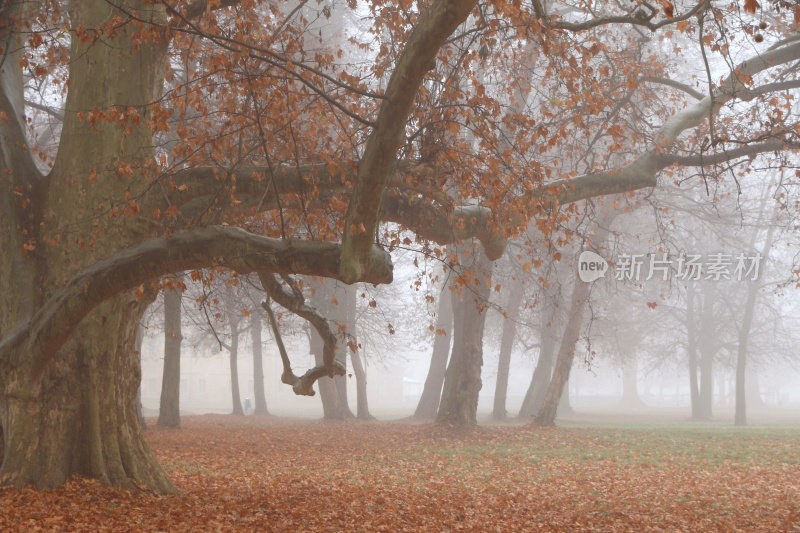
xmin=259 ymin=273 xmax=343 ymax=396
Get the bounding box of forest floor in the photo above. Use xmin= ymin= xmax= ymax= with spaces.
xmin=1 ymin=415 xmax=799 ymax=531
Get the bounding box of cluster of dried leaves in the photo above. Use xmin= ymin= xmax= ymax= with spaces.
xmin=2 ymin=416 xmax=798 ymax=531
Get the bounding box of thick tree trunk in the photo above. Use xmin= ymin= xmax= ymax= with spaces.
xmin=309 ymin=327 xmax=354 ymax=420
xmin=0 ymin=0 xmax=172 ymax=490
xmin=492 ymin=282 xmax=524 ymax=420
xmin=414 ymin=282 xmax=453 ymax=419
xmin=157 ymin=277 xmax=183 ymax=428
xmin=518 ymin=303 xmax=559 ymax=418
xmin=308 ymin=279 xmax=354 ymax=420
xmin=437 ymin=245 xmax=492 ymax=425
xmin=534 ymin=277 xmax=590 ymax=426
xmin=251 ymin=311 xmax=269 ymax=416
xmin=0 ymin=297 xmax=176 ymax=492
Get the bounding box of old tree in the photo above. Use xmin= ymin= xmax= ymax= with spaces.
xmin=1 ymin=0 xmax=799 ymax=491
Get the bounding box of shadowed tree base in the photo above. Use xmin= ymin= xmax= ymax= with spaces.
xmin=0 ymin=298 xmax=177 ymax=493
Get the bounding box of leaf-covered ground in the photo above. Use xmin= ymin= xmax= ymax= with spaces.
xmin=2 ymin=416 xmax=799 ymax=531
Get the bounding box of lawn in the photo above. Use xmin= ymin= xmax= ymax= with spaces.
xmin=1 ymin=415 xmax=798 ymax=531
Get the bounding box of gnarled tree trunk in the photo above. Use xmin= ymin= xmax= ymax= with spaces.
xmin=0 ymin=297 xmax=175 ymax=492
xmin=0 ymin=0 xmax=174 ymax=491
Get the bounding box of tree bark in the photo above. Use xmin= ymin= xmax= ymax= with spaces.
xmin=686 ymin=282 xmax=701 ymax=419
xmin=309 ymin=325 xmax=354 ymax=420
xmin=696 ymin=283 xmax=714 ymax=420
xmin=534 ymin=277 xmax=590 ymax=426
xmin=157 ymin=276 xmax=183 ymax=428
xmin=0 ymin=0 xmax=175 ymax=491
xmin=557 ymin=379 xmax=573 ymax=416
xmin=518 ymin=300 xmax=559 ymax=418
xmin=414 ymin=282 xmax=453 ymax=419
xmin=0 ymin=297 xmax=176 ymax=492
xmin=343 ymin=286 xmax=373 ymax=420
xmin=492 ymin=281 xmax=524 ymax=420
xmin=307 ymin=279 xmax=355 ymax=420
xmin=224 ymin=285 xmax=244 ymax=416
xmin=135 ymin=324 xmax=146 ymax=430
xmin=437 ymin=244 xmax=492 ymax=425
xmin=735 ymin=217 xmax=776 ymax=426
xmin=251 ymin=310 xmax=269 ymax=416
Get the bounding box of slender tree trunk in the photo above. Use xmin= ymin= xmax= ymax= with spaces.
xmin=746 ymin=368 xmax=764 ymax=409
xmin=686 ymin=282 xmax=701 ymax=419
xmin=735 ymin=223 xmax=775 ymax=426
xmin=251 ymin=311 xmax=269 ymax=416
xmin=228 ymin=318 xmax=244 ymax=416
xmin=696 ymin=283 xmax=714 ymax=420
xmin=350 ymin=349 xmax=373 ymax=420
xmin=557 ymin=379 xmax=573 ymax=416
xmin=224 ymin=285 xmax=244 ymax=416
xmin=437 ymin=244 xmax=492 ymax=425
xmin=340 ymin=284 xmax=373 ymax=420
xmin=735 ymin=299 xmax=753 ymax=426
xmin=519 ymin=302 xmax=559 ymax=418
xmin=414 ymin=282 xmax=453 ymax=419
xmin=534 ymin=277 xmax=590 ymax=426
xmin=492 ymin=281 xmax=524 ymax=420
xmin=620 ymin=354 xmax=644 ymax=407
xmin=157 ymin=276 xmax=183 ymax=428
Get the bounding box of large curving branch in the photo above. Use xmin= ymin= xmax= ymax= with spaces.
xmin=259 ymin=274 xmax=343 ymax=396
xmin=166 ymin=42 xmax=800 ymax=264
xmin=531 ymin=0 xmax=707 ymax=32
xmin=0 ymin=226 xmax=392 ymax=384
xmin=535 ymin=41 xmax=800 ymax=206
xmin=657 ymin=39 xmax=800 ymax=148
xmin=339 ymin=0 xmax=479 ymax=283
